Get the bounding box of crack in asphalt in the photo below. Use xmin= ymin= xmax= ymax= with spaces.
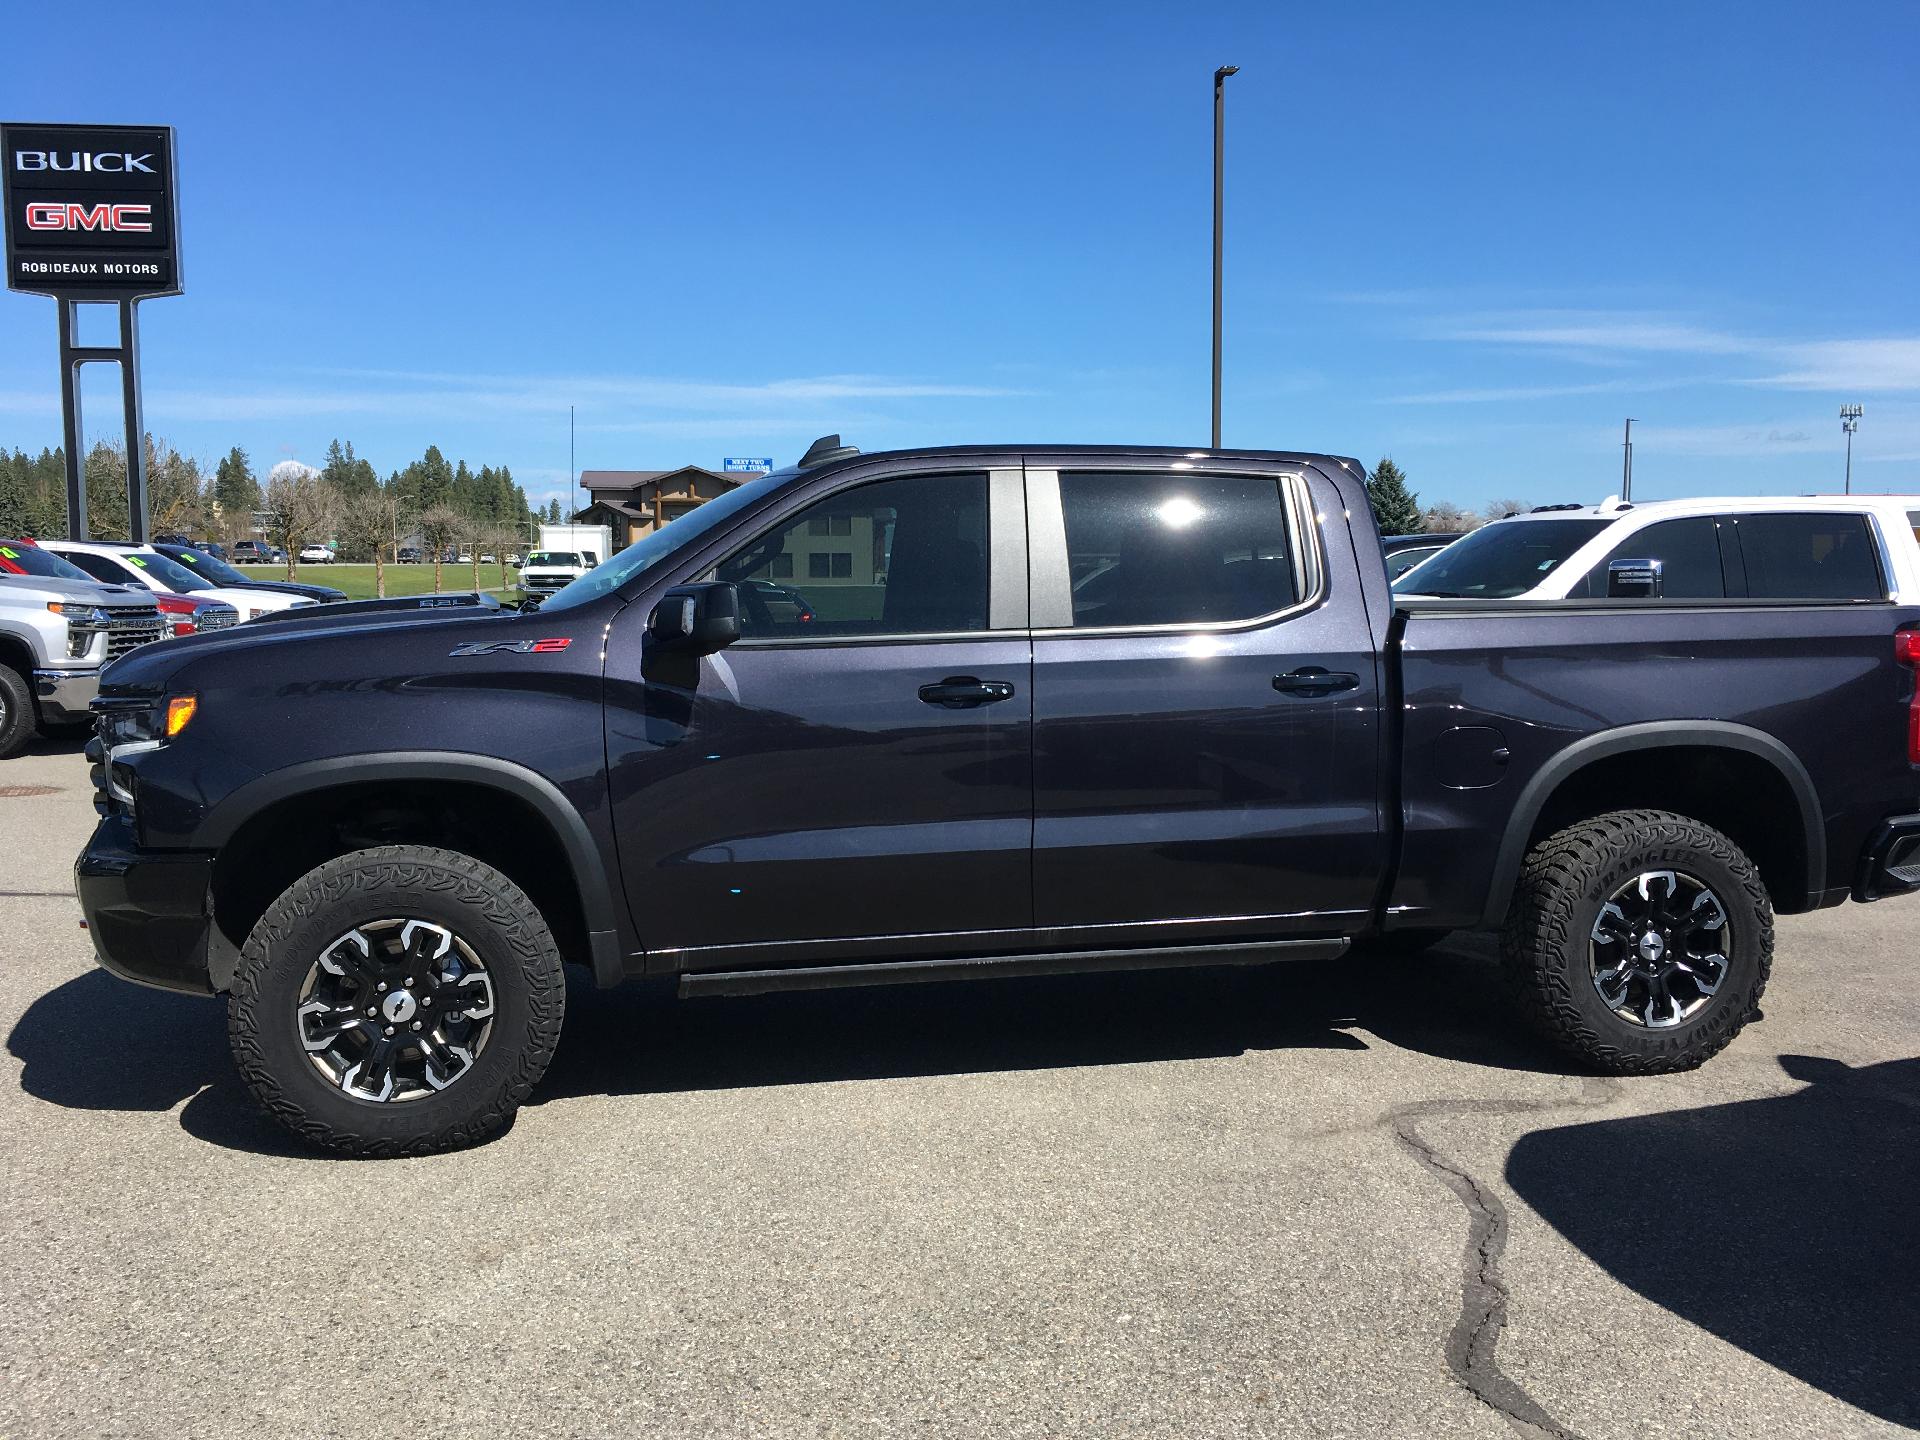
xmin=1389 ymin=1081 xmax=1619 ymax=1440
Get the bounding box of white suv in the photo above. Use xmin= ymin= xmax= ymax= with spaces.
xmin=1393 ymin=494 xmax=1920 ymax=603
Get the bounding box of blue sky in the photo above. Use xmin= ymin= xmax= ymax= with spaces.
xmin=2 ymin=0 xmax=1916 ymax=516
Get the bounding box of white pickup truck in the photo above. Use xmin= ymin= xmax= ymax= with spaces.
xmin=0 ymin=540 xmax=167 ymax=758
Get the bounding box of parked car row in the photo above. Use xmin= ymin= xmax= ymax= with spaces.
xmin=0 ymin=535 xmax=346 ymax=758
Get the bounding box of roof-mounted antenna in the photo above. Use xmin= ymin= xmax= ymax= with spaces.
xmin=798 ymin=434 xmax=860 ymax=468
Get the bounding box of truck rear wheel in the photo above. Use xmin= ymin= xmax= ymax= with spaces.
xmin=228 ymin=845 xmax=565 ymax=1156
xmin=0 ymin=664 xmax=36 ymax=759
xmin=1502 ymin=809 xmax=1771 ymax=1073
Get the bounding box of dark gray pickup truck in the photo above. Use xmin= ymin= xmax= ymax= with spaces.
xmin=77 ymin=440 xmax=1920 ymax=1155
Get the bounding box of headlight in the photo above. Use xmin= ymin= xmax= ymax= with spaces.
xmin=48 ymin=601 xmax=110 ymax=658
xmin=95 ymin=694 xmax=198 ymax=812
xmin=47 ymin=602 xmax=111 ymax=624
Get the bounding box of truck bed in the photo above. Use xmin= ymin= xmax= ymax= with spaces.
xmin=1387 ymin=596 xmax=1920 ymax=930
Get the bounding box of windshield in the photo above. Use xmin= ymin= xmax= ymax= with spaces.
xmin=537 ymin=473 xmax=783 ymax=613
xmin=1391 ymin=519 xmax=1611 ymax=598
xmin=0 ymin=541 xmax=95 ymax=581
xmin=1390 ymin=522 xmax=1612 ymax=599
xmin=119 ymin=549 xmax=214 ymax=592
xmin=525 ymin=552 xmax=579 ymax=567
xmin=166 ymin=547 xmax=248 ymax=585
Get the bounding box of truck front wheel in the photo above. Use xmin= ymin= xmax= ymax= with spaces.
xmin=1502 ymin=809 xmax=1772 ymax=1073
xmin=0 ymin=664 xmax=36 ymax=759
xmin=228 ymin=845 xmax=566 ymax=1156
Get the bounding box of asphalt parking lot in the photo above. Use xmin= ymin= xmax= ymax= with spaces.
xmin=2 ymin=738 xmax=1915 ymax=1439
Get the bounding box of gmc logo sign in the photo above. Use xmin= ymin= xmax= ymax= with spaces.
xmin=24 ymin=202 xmax=152 ymax=233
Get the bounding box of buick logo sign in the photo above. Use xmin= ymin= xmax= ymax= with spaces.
xmin=2 ymin=122 xmax=179 ymax=299
xmin=14 ymin=151 xmax=157 ymax=175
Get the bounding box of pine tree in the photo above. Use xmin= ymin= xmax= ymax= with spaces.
xmin=0 ymin=450 xmax=29 ymax=535
xmin=214 ymin=446 xmax=259 ymax=521
xmin=1366 ymin=457 xmax=1422 ymax=535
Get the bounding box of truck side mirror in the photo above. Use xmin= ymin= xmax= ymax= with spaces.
xmin=648 ymin=582 xmax=741 ymax=655
xmin=1606 ymin=558 xmax=1664 ymax=598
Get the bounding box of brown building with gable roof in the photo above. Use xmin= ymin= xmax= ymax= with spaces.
xmin=572 ymin=465 xmax=746 ymax=551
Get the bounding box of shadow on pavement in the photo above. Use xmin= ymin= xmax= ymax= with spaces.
xmin=8 ymin=936 xmax=1572 ymax=1156
xmin=1507 ymin=1053 xmax=1920 ymax=1428
xmin=20 ymin=728 xmax=91 ymax=759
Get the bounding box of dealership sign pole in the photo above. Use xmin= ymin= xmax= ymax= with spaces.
xmin=1 ymin=123 xmax=182 ymax=542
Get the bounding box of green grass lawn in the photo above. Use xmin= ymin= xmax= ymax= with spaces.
xmin=256 ymin=562 xmax=524 ymax=602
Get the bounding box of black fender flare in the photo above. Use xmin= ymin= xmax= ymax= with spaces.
xmin=1477 ymin=720 xmax=1824 ymax=929
xmin=195 ymin=752 xmax=628 ymax=987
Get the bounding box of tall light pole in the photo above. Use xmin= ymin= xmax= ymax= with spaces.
xmin=1841 ymin=405 xmax=1862 ymax=494
xmin=1212 ymin=64 xmax=1238 ymax=451
xmin=1621 ymin=418 xmax=1636 ymax=502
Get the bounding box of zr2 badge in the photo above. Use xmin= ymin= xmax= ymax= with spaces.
xmin=448 ymin=637 xmax=572 ymax=657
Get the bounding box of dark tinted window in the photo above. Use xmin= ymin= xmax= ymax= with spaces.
xmin=0 ymin=541 xmax=92 ymax=581
xmin=712 ymin=472 xmax=988 ymax=637
xmin=162 ymin=546 xmax=249 ymax=585
xmin=1736 ymin=514 xmax=1882 ymax=600
xmin=1581 ymin=517 xmax=1726 ymax=598
xmin=1058 ymin=473 xmax=1298 ymax=628
xmin=1391 ymin=519 xmax=1609 ymax=597
xmin=59 ymin=550 xmax=133 ymax=585
xmin=1384 ymin=545 xmax=1445 ymax=580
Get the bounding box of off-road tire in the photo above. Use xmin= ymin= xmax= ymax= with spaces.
xmin=0 ymin=663 xmax=38 ymax=759
xmin=1502 ymin=808 xmax=1772 ymax=1074
xmin=228 ymin=845 xmax=565 ymax=1156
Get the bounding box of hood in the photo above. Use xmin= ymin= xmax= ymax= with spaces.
xmin=0 ymin=571 xmax=154 ymax=608
xmin=96 ymin=590 xmax=553 ymax=695
xmin=247 ymin=591 xmax=508 ymax=628
xmin=218 ymin=579 xmax=348 ymax=602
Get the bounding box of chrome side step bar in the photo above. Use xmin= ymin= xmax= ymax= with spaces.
xmin=677 ymin=936 xmax=1348 ymax=999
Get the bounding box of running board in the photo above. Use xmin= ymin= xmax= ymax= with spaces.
xmin=677 ymin=937 xmax=1349 ymax=999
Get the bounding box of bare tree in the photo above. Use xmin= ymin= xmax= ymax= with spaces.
xmin=1483 ymin=497 xmax=1528 ymax=523
xmin=416 ymin=506 xmax=462 ymax=593
xmin=337 ymin=490 xmax=405 ymax=598
xmin=459 ymin=515 xmax=490 ymax=593
xmin=1420 ymin=500 xmax=1484 ymax=535
xmin=489 ymin=523 xmax=522 ymax=595
xmin=261 ymin=462 xmax=336 ymax=580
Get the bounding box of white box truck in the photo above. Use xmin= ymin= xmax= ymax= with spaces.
xmin=521 ymin=523 xmax=614 ymax=600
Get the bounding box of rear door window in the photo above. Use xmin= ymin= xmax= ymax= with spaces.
xmin=1579 ymin=517 xmax=1728 ymax=598
xmin=1056 ymin=472 xmax=1299 ymax=628
xmin=1733 ymin=514 xmax=1882 ymax=600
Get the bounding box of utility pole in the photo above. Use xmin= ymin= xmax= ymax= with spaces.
xmin=1621 ymin=418 xmax=1636 ymax=502
xmin=1841 ymin=405 xmax=1862 ymax=494
xmin=570 ymin=405 xmax=576 ymax=520
xmin=1212 ymin=64 xmax=1238 ymax=451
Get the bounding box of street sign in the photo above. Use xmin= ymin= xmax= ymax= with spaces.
xmin=2 ymin=123 xmax=181 ymax=298
xmin=723 ymin=457 xmax=773 ymax=475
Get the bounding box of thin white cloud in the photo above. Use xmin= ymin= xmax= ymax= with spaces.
xmin=1372 ymin=303 xmax=1920 ymax=399
xmin=1386 ymin=377 xmax=1703 ymax=405
xmin=1433 ymin=311 xmax=1753 ymax=357
xmin=1754 ymin=338 xmax=1920 ymax=393
xmin=0 ymin=366 xmax=1030 ymax=428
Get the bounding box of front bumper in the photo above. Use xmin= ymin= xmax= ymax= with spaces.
xmin=32 ymin=666 xmax=101 ymax=725
xmin=74 ymin=815 xmax=218 ymax=995
xmin=1853 ymin=813 xmax=1920 ymax=902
